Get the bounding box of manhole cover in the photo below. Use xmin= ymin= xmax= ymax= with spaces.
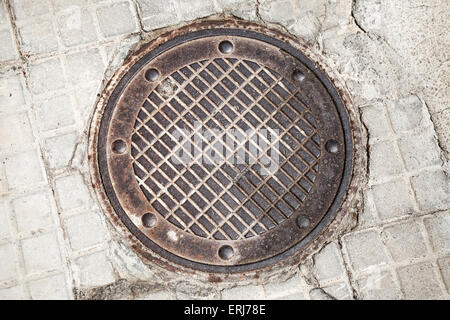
xmin=90 ymin=21 xmax=357 ymax=274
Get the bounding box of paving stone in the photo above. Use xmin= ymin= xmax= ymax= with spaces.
xmin=432 ymin=108 xmax=450 ymax=155
xmin=101 ymin=42 xmax=118 ymax=63
xmin=175 ymin=287 xmax=220 ymax=300
xmin=289 ymin=3 xmax=327 ymax=43
xmin=322 ymin=0 xmax=352 ymax=28
xmin=51 ymin=0 xmax=89 ymax=12
xmin=398 ymin=133 xmax=441 ymax=171
xmin=12 ymin=191 xmax=53 ymax=233
xmin=313 ymin=242 xmax=346 ymax=282
xmin=29 ymin=58 xmax=65 ymax=94
xmin=0 ymin=285 xmax=26 ymax=300
xmin=137 ymin=290 xmax=173 ymax=300
xmin=0 ymin=2 xmax=7 ymax=24
xmin=0 ymin=243 xmax=17 ymax=281
xmin=64 ymin=211 xmax=106 ymax=251
xmin=4 ymin=150 xmax=46 ymax=190
xmin=176 ymin=0 xmax=218 ymax=21
xmin=172 ymin=281 xmax=221 ymax=300
xmin=65 ymin=48 xmax=105 ymax=85
xmin=351 ymin=0 xmax=385 ymax=32
xmin=437 ymin=257 xmax=450 ymax=293
xmin=55 ymin=174 xmax=92 ymax=212
xmin=222 ymin=284 xmax=265 ymax=300
xmin=0 ymin=201 xmax=11 ymax=239
xmin=0 ymin=73 xmax=25 ymax=112
xmin=44 ymin=132 xmax=78 ymax=168
xmin=107 ymin=240 xmax=155 ymax=282
xmin=260 ymin=0 xmax=326 ymax=43
xmin=0 ymin=29 xmax=19 ymax=62
xmin=397 ymin=262 xmax=444 ymax=299
xmin=17 ymin=17 xmax=59 ymax=55
xmin=309 ymin=288 xmax=333 ymax=300
xmin=73 ymin=84 xmax=98 ymax=116
xmin=276 ymin=292 xmax=307 ymax=300
xmin=361 ymin=103 xmax=392 ymax=138
xmin=216 ymin=0 xmax=253 ymax=6
xmin=21 ymin=232 xmax=62 ymax=275
xmin=371 ymin=178 xmax=415 ymax=220
xmin=357 ymin=189 xmax=379 ymax=228
xmin=28 ymin=273 xmax=69 ymax=299
xmin=343 ymin=230 xmax=389 ymax=272
xmin=0 ymin=112 xmax=34 ymax=151
xmin=369 ymin=141 xmax=404 ymax=179
xmin=381 ymin=221 xmax=428 ymax=263
xmin=356 ymin=270 xmax=402 ymax=300
xmin=74 ymin=251 xmax=115 ymax=287
xmin=36 ymin=94 xmax=77 ymax=132
xmin=263 ymin=273 xmax=304 ymax=299
xmin=0 ymin=165 xmax=8 ymax=194
xmin=11 ymin=0 xmax=51 ymax=21
xmin=386 ymin=95 xmax=428 ymax=133
xmin=137 ymin=0 xmax=180 ymax=31
xmin=322 ymin=282 xmax=353 ymax=300
xmin=215 ymin=0 xmax=258 ymax=21
xmin=411 ymin=169 xmax=450 ymax=211
xmin=96 ymin=1 xmax=138 ymax=37
xmin=259 ymin=0 xmax=297 ymax=27
xmin=57 ymin=8 xmax=97 ymax=47
xmin=322 ymin=32 xmax=404 ymax=104
xmin=423 ymin=213 xmax=450 ymax=254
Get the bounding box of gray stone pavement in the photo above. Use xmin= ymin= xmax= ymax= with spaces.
xmin=0 ymin=0 xmax=448 ymax=299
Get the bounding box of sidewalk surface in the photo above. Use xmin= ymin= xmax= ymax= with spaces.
xmin=0 ymin=0 xmax=449 ymax=300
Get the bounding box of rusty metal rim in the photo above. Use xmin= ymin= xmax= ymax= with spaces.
xmin=97 ymin=27 xmax=354 ymax=273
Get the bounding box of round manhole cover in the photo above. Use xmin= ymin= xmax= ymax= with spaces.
xmin=90 ymin=21 xmax=358 ymax=274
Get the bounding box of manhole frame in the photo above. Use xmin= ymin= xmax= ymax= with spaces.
xmin=88 ymin=19 xmax=364 ymax=278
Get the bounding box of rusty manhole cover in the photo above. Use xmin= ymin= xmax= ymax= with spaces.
xmin=90 ymin=21 xmax=356 ymax=274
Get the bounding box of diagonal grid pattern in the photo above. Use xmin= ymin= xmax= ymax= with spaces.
xmin=131 ymin=58 xmax=321 ymax=240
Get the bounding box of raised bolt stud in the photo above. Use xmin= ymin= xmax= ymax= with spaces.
xmin=145 ymin=68 xmax=159 ymax=81
xmin=218 ymin=245 xmax=234 ymax=260
xmin=297 ymin=215 xmax=310 ymax=228
xmin=142 ymin=213 xmax=157 ymax=228
xmin=326 ymin=139 xmax=339 ymax=154
xmin=218 ymin=40 xmax=233 ymax=54
xmin=293 ymin=69 xmax=305 ymax=82
xmin=111 ymin=139 xmax=127 ymax=154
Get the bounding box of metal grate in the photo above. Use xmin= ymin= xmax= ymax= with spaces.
xmin=131 ymin=57 xmax=321 ymax=240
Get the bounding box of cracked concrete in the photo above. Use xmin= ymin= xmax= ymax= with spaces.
xmin=0 ymin=0 xmax=449 ymax=300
